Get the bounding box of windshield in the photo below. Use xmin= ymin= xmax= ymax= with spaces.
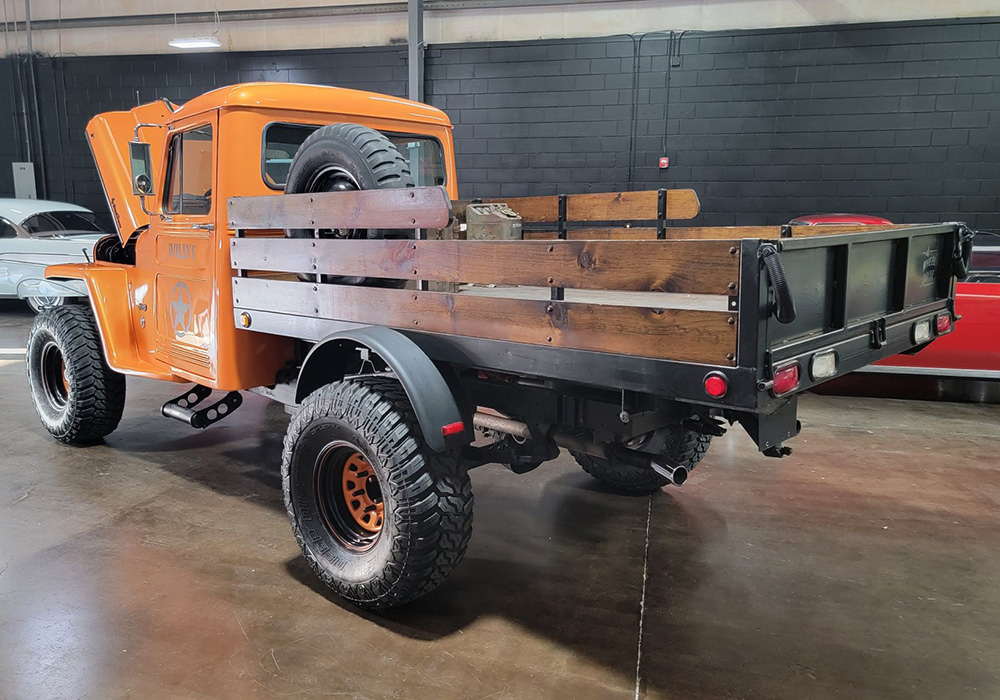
xmin=21 ymin=210 xmax=105 ymax=237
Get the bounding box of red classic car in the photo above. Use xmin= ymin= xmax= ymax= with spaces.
xmin=793 ymin=214 xmax=1000 ymax=381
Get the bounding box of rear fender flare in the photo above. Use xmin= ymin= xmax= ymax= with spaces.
xmin=296 ymin=325 xmax=469 ymax=453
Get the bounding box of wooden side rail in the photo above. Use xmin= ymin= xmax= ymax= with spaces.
xmin=232 ymin=278 xmax=737 ymax=366
xmin=227 ymin=188 xmax=743 ymax=365
xmin=227 ymin=186 xmax=452 ymax=230
xmin=229 ymin=238 xmax=741 ymax=296
xmin=524 ymin=224 xmax=920 ymax=241
xmin=475 ymin=189 xmax=701 ymax=223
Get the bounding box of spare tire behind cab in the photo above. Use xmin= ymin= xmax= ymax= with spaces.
xmin=284 ymin=123 xmax=414 ymax=287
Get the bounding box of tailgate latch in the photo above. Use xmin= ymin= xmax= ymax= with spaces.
xmin=869 ymin=317 xmax=887 ymax=349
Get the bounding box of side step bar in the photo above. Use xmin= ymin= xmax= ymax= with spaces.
xmin=162 ymin=385 xmax=243 ymax=429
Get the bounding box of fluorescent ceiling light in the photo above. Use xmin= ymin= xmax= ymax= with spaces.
xmin=168 ymin=37 xmax=222 ymax=49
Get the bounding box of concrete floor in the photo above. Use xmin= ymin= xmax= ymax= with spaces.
xmin=1 ymin=300 xmax=999 ymax=700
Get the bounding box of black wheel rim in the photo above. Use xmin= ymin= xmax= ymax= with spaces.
xmin=40 ymin=340 xmax=69 ymax=410
xmin=306 ymin=166 xmax=362 ymax=239
xmin=315 ymin=440 xmax=385 ymax=552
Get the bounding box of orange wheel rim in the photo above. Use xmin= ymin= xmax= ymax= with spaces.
xmin=341 ymin=452 xmax=384 ymax=534
xmin=60 ymin=358 xmax=69 ymax=394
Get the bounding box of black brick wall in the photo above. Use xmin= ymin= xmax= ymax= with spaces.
xmin=18 ymin=47 xmax=407 ymax=220
xmin=429 ymin=20 xmax=1000 ymax=228
xmin=2 ymin=17 xmax=998 ymax=230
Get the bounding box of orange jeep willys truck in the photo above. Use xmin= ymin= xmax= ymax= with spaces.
xmin=26 ymin=83 xmax=973 ymax=609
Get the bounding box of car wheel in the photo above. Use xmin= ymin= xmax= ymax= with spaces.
xmin=284 ymin=122 xmax=414 ymax=288
xmin=26 ymin=305 xmax=126 ymax=445
xmin=572 ymin=426 xmax=712 ymax=494
xmin=282 ymin=376 xmax=473 ymax=609
xmin=26 ymin=296 xmax=65 ymax=314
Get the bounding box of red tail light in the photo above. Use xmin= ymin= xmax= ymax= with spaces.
xmin=703 ymin=372 xmax=728 ymax=398
xmin=936 ymin=313 xmax=951 ymax=334
xmin=772 ymin=363 xmax=800 ymax=396
xmin=441 ymin=421 xmax=465 ymax=437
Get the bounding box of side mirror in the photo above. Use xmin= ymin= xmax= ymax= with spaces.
xmin=129 ymin=141 xmax=154 ymax=196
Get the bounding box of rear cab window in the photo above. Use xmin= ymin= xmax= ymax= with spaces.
xmin=262 ymin=123 xmax=446 ymax=189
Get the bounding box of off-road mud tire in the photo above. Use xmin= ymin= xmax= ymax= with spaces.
xmin=282 ymin=376 xmax=473 ymax=609
xmin=26 ymin=305 xmax=126 ymax=445
xmin=573 ymin=426 xmax=712 ymax=494
xmin=284 ymin=123 xmax=413 ymax=287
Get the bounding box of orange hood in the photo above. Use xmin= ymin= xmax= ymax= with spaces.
xmin=86 ymin=100 xmax=172 ymax=243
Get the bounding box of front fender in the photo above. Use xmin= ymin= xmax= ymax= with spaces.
xmin=44 ymin=262 xmax=175 ymax=381
xmin=297 ymin=325 xmax=468 ymax=453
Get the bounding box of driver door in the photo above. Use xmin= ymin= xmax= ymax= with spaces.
xmin=152 ymin=113 xmax=218 ymax=382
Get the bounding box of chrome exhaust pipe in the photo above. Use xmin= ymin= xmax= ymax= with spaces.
xmin=650 ymin=460 xmax=688 ymax=486
xmin=472 ymin=411 xmax=532 ymax=439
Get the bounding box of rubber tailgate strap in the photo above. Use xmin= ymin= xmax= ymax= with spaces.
xmin=760 ymin=243 xmax=797 ymax=324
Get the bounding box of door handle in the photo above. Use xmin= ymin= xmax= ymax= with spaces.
xmin=191 ymin=223 xmax=215 ymax=231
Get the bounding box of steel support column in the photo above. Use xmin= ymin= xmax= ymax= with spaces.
xmin=408 ymin=0 xmax=424 ymax=102
xmin=23 ymin=0 xmax=46 ymax=198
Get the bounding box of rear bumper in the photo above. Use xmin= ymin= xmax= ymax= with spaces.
xmin=761 ymin=298 xmax=953 ymax=412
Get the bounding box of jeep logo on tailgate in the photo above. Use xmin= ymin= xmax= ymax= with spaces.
xmin=169 ymin=243 xmax=196 ymax=260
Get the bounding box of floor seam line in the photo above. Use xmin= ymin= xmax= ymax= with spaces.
xmin=634 ymin=493 xmax=652 ymax=700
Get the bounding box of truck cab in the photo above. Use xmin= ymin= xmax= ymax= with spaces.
xmin=48 ymin=83 xmax=457 ymax=390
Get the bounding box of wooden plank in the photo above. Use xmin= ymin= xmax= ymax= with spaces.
xmin=525 ymin=228 xmax=660 ymax=240
xmin=481 ymin=189 xmax=700 ymax=223
xmin=458 ymin=285 xmax=731 ymax=312
xmin=526 ymin=224 xmax=921 ymax=240
xmin=227 ymin=186 xmax=452 ymax=230
xmin=232 ymin=278 xmax=737 ymax=366
xmin=665 ymin=224 xmax=918 ymax=239
xmin=787 ymin=224 xmax=917 ymax=236
xmin=571 ymin=189 xmax=700 ymax=221
xmin=230 ymin=238 xmax=740 ymax=295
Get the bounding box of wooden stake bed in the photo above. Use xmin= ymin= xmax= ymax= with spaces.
xmin=227 ymin=187 xmax=963 ymax=400
xmin=227 ymin=187 xmax=749 ymax=366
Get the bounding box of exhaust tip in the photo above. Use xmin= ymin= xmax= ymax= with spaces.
xmin=651 ymin=461 xmax=688 ymax=486
xmin=671 ymin=467 xmax=688 ymax=486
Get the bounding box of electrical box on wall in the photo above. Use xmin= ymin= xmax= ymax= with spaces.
xmin=658 ymin=157 xmax=670 ymax=169
xmin=12 ymin=163 xmax=36 ymax=199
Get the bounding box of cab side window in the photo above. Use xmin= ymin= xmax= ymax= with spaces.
xmin=164 ymin=125 xmax=213 ymax=216
xmin=0 ymin=219 xmax=16 ymax=238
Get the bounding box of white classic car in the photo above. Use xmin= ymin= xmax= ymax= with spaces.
xmin=0 ymin=199 xmax=108 ymax=312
